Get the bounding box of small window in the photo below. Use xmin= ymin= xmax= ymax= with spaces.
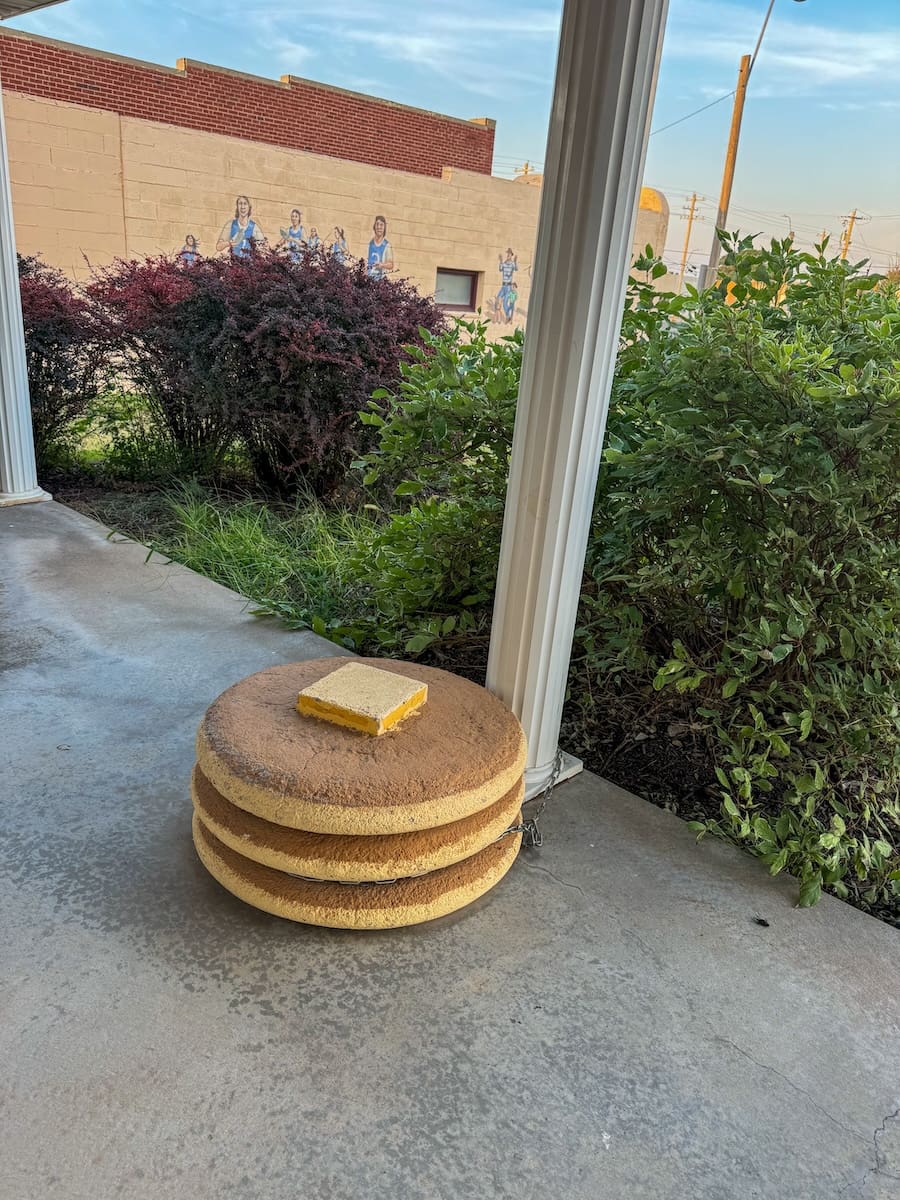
xmin=435 ymin=268 xmax=479 ymax=311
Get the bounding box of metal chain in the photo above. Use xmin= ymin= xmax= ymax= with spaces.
xmin=499 ymin=748 xmax=565 ymax=849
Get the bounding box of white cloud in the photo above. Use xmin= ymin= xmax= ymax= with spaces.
xmin=172 ymin=0 xmax=560 ymax=101
xmin=271 ymin=38 xmax=313 ymax=69
xmin=664 ymin=0 xmax=900 ymax=95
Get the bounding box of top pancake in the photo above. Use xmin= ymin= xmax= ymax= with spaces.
xmin=196 ymin=657 xmax=526 ymax=835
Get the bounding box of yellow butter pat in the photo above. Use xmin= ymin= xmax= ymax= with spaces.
xmin=297 ymin=662 xmax=428 ymax=736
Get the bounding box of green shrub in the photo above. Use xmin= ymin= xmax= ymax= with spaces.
xmin=358 ymin=318 xmax=521 ymax=503
xmin=354 ymin=243 xmax=900 ymax=913
xmin=578 ymin=237 xmax=900 ymax=910
xmin=84 ymin=392 xmax=221 ymax=482
xmin=354 ymin=319 xmax=520 ymax=650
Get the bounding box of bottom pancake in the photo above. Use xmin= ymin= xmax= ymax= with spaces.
xmin=192 ymin=765 xmax=524 ymax=881
xmin=192 ymin=813 xmax=522 ymax=929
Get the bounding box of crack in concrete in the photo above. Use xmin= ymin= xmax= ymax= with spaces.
xmin=837 ymin=1106 xmax=900 ymax=1197
xmin=715 ymin=1037 xmax=869 ymax=1146
xmin=517 ymin=858 xmax=587 ymax=900
xmin=872 ymin=1106 xmax=900 ymax=1181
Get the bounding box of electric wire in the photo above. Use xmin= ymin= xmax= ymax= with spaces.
xmin=650 ymin=90 xmax=736 ymax=137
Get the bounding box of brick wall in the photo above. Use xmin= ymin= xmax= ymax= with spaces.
xmin=0 ymin=28 xmax=495 ymax=178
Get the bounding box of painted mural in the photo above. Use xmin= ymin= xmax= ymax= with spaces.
xmin=3 ymin=50 xmax=672 ymax=342
xmin=179 ymin=233 xmax=199 ymax=265
xmin=492 ymin=247 xmax=518 ymax=323
xmin=182 ymin=194 xmax=533 ymax=331
xmin=215 ymin=194 xmax=265 ymax=257
xmin=366 ymin=216 xmax=395 ymax=278
xmin=278 ymin=208 xmax=305 ymax=261
xmin=201 ymin=199 xmax=362 ymax=274
xmin=330 ymin=227 xmax=349 ymax=262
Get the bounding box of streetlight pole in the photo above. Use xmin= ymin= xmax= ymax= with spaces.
xmin=699 ymin=0 xmax=806 ymax=288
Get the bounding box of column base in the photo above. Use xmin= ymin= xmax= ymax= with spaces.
xmin=524 ymin=750 xmax=583 ymax=801
xmin=0 ymin=487 xmax=52 ymax=507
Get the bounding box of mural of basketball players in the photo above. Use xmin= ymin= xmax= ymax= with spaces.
xmin=495 ymin=247 xmax=518 ymax=323
xmin=216 ymin=195 xmax=265 ymax=257
xmin=330 ymin=226 xmax=349 ymax=263
xmin=367 ymin=215 xmax=395 ymax=279
xmin=278 ymin=208 xmax=305 ymax=261
xmin=307 ymin=226 xmax=321 ymax=251
xmin=178 ymin=233 xmax=199 ymax=266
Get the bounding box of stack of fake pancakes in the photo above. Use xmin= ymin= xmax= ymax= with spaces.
xmin=192 ymin=657 xmax=527 ymax=929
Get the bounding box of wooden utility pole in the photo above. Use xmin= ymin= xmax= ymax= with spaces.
xmin=697 ymin=0 xmax=809 ymax=288
xmin=701 ymin=54 xmax=751 ymax=287
xmin=677 ymin=192 xmax=699 ymax=293
xmin=840 ymin=209 xmax=858 ymax=260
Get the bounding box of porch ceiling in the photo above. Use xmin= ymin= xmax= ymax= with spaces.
xmin=0 ymin=0 xmax=65 ymax=19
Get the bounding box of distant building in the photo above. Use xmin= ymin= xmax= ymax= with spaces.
xmin=0 ymin=27 xmax=670 ymax=329
xmin=635 ymin=187 xmax=669 ymax=262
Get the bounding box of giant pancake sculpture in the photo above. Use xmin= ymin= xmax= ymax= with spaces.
xmin=191 ymin=657 xmax=527 ymax=929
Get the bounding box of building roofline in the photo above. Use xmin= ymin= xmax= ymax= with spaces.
xmin=0 ymin=28 xmax=495 ymax=131
xmin=0 ymin=26 xmax=183 ymax=74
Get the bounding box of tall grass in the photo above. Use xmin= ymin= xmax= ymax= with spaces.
xmin=160 ymin=489 xmax=375 ymax=632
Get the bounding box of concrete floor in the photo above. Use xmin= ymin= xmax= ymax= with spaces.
xmin=2 ymin=501 xmax=899 ymax=1200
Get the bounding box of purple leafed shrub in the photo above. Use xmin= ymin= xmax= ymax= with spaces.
xmin=89 ymin=248 xmax=444 ymax=494
xmin=18 ymin=254 xmax=108 ymax=465
xmin=223 ymin=248 xmax=444 ymax=496
xmin=88 ymin=253 xmax=244 ymax=471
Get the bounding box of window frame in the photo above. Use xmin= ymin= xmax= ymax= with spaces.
xmin=434 ymin=267 xmax=480 ymax=312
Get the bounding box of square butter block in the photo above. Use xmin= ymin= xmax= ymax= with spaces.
xmin=297 ymin=662 xmax=428 ymax=736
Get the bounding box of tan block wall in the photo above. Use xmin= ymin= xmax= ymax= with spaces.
xmin=116 ymin=117 xmax=540 ymax=324
xmin=5 ymin=92 xmax=669 ymax=324
xmin=5 ymin=93 xmax=126 ymax=273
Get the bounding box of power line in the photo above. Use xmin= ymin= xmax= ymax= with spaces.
xmin=494 ymin=155 xmax=545 ymax=166
xmin=728 ymin=207 xmax=833 ymax=236
xmin=856 ymin=231 xmax=897 ymax=256
xmin=650 ymin=90 xmax=736 ymax=137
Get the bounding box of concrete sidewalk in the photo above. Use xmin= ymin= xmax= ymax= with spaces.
xmin=2 ymin=501 xmax=899 ymax=1200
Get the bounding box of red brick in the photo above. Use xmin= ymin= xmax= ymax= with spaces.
xmin=0 ymin=30 xmax=494 ymax=178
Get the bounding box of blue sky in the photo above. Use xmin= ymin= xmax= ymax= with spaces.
xmin=6 ymin=0 xmax=900 ymax=269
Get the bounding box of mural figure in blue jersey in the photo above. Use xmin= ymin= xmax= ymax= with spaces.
xmin=216 ymin=194 xmax=265 ymax=257
xmin=330 ymin=226 xmax=349 ymax=263
xmin=178 ymin=233 xmax=199 ymax=266
xmin=278 ymin=208 xmax=305 ymax=261
xmin=494 ymin=247 xmax=518 ymax=323
xmin=367 ymin=215 xmax=395 ymax=279
xmin=307 ymin=226 xmax=321 ymax=251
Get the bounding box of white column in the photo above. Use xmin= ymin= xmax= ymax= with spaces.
xmin=486 ymin=0 xmax=668 ymax=795
xmin=0 ymin=73 xmax=50 ymax=507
